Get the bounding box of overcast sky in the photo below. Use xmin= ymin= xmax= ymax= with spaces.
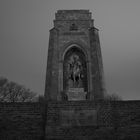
xmin=0 ymin=0 xmax=140 ymax=100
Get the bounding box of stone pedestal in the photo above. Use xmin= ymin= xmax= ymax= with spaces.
xmin=66 ymin=88 xmax=87 ymax=101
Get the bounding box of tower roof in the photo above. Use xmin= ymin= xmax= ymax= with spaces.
xmin=55 ymin=10 xmax=92 ymax=20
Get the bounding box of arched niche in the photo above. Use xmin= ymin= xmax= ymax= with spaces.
xmin=63 ymin=47 xmax=88 ymax=93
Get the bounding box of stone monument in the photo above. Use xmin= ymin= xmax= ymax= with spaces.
xmin=44 ymin=10 xmax=105 ymax=139
xmin=45 ymin=10 xmax=104 ymax=101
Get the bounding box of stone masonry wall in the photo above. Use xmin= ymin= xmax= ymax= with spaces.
xmin=0 ymin=101 xmax=140 ymax=139
xmin=98 ymin=101 xmax=140 ymax=127
xmin=46 ymin=101 xmax=140 ymax=128
xmin=0 ymin=103 xmax=45 ymax=140
xmin=46 ymin=101 xmax=140 ymax=139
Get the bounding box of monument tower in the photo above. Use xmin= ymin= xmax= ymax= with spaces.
xmin=45 ymin=10 xmax=105 ymax=139
xmin=45 ymin=10 xmax=104 ymax=101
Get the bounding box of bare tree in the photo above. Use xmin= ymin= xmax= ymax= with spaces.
xmin=0 ymin=77 xmax=37 ymax=102
xmin=104 ymin=92 xmax=122 ymax=101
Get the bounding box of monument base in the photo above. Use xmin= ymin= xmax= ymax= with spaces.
xmin=45 ymin=101 xmax=97 ymax=139
xmin=66 ymin=88 xmax=87 ymax=101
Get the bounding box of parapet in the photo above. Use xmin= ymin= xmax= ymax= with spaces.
xmin=55 ymin=10 xmax=92 ymax=20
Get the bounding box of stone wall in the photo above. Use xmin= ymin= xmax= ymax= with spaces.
xmin=0 ymin=101 xmax=140 ymax=139
xmin=45 ymin=101 xmax=140 ymax=127
xmin=98 ymin=101 xmax=140 ymax=127
xmin=46 ymin=101 xmax=140 ymax=139
xmin=0 ymin=103 xmax=45 ymax=140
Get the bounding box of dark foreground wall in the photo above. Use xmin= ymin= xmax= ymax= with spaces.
xmin=98 ymin=101 xmax=140 ymax=127
xmin=46 ymin=101 xmax=140 ymax=140
xmin=0 ymin=103 xmax=45 ymax=140
xmin=0 ymin=101 xmax=140 ymax=140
